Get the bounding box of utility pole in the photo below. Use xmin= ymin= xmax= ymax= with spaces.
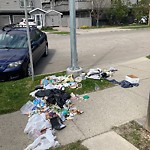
xmin=148 ymin=3 xmax=150 ymax=26
xmin=24 ymin=0 xmax=34 ymax=81
xmin=66 ymin=0 xmax=82 ymax=77
xmin=145 ymin=93 xmax=150 ymax=131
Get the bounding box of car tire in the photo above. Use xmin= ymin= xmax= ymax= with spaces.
xmin=43 ymin=45 xmax=48 ymax=57
xmin=23 ymin=63 xmax=32 ymax=77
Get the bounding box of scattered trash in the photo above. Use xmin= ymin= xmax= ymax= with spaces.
xmin=50 ymin=116 xmax=66 ymax=130
xmin=86 ymin=67 xmax=118 ymax=80
xmin=125 ymin=74 xmax=140 ymax=84
xmin=94 ymin=83 xmax=100 ymax=91
xmin=22 ymin=77 xmax=85 ymax=149
xmin=20 ymin=101 xmax=36 ymax=115
xmin=24 ymin=129 xmax=59 ymax=150
xmin=83 ymin=95 xmax=90 ymax=100
xmin=21 ymin=66 xmax=140 ymax=150
xmin=108 ymin=79 xmax=139 ymax=88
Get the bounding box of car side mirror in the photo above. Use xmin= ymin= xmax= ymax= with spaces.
xmin=31 ymin=40 xmax=37 ymax=48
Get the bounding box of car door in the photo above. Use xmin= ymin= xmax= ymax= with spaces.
xmin=30 ymin=30 xmax=39 ymax=64
xmin=30 ymin=29 xmax=45 ymax=64
xmin=34 ymin=29 xmax=46 ymax=56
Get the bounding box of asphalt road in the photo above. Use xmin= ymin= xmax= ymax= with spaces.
xmin=34 ymin=28 xmax=150 ymax=75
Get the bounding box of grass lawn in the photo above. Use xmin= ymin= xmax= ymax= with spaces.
xmin=50 ymin=141 xmax=88 ymax=150
xmin=0 ymin=71 xmax=113 ymax=115
xmin=42 ymin=28 xmax=70 ymax=35
xmin=146 ymin=55 xmax=150 ymax=59
xmin=80 ymin=24 xmax=150 ymax=30
xmin=113 ymin=121 xmax=150 ymax=150
xmin=120 ymin=24 xmax=150 ymax=29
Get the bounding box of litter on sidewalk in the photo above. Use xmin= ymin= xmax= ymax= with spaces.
xmin=20 ymin=66 xmax=140 ymax=149
xmin=125 ymin=75 xmax=140 ymax=84
xmin=21 ymin=82 xmax=85 ymax=149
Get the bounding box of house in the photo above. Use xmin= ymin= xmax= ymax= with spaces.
xmin=0 ymin=0 xmax=35 ymax=27
xmin=51 ymin=0 xmax=93 ymax=28
xmin=0 ymin=0 xmax=139 ymax=28
xmin=29 ymin=8 xmax=62 ymax=29
xmin=0 ymin=0 xmax=92 ymax=28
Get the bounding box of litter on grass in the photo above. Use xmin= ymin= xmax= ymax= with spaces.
xmin=21 ymin=66 xmax=140 ymax=150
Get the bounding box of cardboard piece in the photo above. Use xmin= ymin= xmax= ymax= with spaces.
xmin=125 ymin=75 xmax=139 ymax=84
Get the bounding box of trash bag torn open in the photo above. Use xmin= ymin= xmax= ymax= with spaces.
xmin=20 ymin=67 xmax=140 ymax=149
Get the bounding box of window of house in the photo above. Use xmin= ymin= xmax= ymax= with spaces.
xmin=76 ymin=12 xmax=90 ymax=18
xmin=20 ymin=0 xmax=30 ymax=7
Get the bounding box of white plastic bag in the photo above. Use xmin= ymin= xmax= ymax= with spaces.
xmin=20 ymin=101 xmax=36 ymax=115
xmin=24 ymin=129 xmax=59 ymax=150
xmin=24 ymin=113 xmax=51 ymax=138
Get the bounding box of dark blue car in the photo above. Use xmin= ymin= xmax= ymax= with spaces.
xmin=0 ymin=24 xmax=48 ymax=81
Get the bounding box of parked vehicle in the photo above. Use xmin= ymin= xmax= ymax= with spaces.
xmin=0 ymin=24 xmax=48 ymax=81
xmin=139 ymin=16 xmax=148 ymax=24
xmin=19 ymin=18 xmax=37 ymax=26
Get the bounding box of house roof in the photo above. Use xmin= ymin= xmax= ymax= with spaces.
xmin=46 ymin=10 xmax=62 ymax=15
xmin=29 ymin=8 xmax=47 ymax=14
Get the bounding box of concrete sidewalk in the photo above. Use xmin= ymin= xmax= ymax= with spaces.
xmin=55 ymin=57 xmax=150 ymax=149
xmin=0 ymin=57 xmax=150 ymax=150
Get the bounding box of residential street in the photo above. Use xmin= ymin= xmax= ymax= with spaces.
xmin=0 ymin=28 xmax=150 ymax=150
xmin=35 ymin=28 xmax=150 ymax=75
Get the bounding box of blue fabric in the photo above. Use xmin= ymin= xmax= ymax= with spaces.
xmin=108 ymin=79 xmax=139 ymax=88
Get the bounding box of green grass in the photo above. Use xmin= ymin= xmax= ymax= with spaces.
xmin=146 ymin=55 xmax=150 ymax=59
xmin=80 ymin=24 xmax=150 ymax=30
xmin=50 ymin=141 xmax=88 ymax=150
xmin=113 ymin=121 xmax=150 ymax=150
xmin=50 ymin=31 xmax=70 ymax=35
xmin=0 ymin=72 xmax=113 ymax=115
xmin=42 ymin=28 xmax=69 ymax=35
xmin=120 ymin=24 xmax=150 ymax=29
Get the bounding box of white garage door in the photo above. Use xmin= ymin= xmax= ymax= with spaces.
xmin=13 ymin=15 xmax=25 ymax=24
xmin=0 ymin=15 xmax=10 ymax=28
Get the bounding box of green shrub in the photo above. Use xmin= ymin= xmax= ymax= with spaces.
xmin=80 ymin=25 xmax=90 ymax=29
xmin=41 ymin=26 xmax=54 ymax=31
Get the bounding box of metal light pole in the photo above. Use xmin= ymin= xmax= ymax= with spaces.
xmin=67 ymin=0 xmax=82 ymax=76
xmin=69 ymin=0 xmax=78 ymax=70
xmin=145 ymin=92 xmax=150 ymax=131
xmin=148 ymin=3 xmax=150 ymax=26
xmin=24 ymin=0 xmax=34 ymax=81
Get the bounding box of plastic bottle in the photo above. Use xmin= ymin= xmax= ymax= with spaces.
xmin=95 ymin=83 xmax=100 ymax=91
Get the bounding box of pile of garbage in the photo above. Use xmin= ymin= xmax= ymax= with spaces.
xmin=20 ymin=67 xmax=118 ymax=150
xmin=21 ymin=88 xmax=86 ymax=149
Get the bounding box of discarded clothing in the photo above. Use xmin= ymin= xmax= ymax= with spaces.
xmin=86 ymin=68 xmax=102 ymax=79
xmin=108 ymin=79 xmax=139 ymax=88
xmin=86 ymin=67 xmax=118 ymax=80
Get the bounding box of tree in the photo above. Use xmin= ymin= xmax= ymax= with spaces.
xmin=107 ymin=0 xmax=129 ymax=25
xmin=131 ymin=0 xmax=150 ymax=23
xmin=91 ymin=0 xmax=110 ymax=27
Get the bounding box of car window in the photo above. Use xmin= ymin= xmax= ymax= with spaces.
xmin=0 ymin=31 xmax=28 ymax=49
xmin=30 ymin=29 xmax=42 ymax=41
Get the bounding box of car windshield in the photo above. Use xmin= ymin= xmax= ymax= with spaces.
xmin=0 ymin=31 xmax=28 ymax=49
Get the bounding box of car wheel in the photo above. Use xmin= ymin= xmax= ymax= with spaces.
xmin=43 ymin=45 xmax=48 ymax=57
